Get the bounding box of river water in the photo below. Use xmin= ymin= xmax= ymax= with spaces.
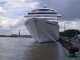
xmin=0 ymin=37 xmax=67 ymax=60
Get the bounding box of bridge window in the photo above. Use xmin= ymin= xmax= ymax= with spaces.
xmin=28 ymin=12 xmax=57 ymax=15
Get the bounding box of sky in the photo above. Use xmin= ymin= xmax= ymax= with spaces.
xmin=0 ymin=0 xmax=80 ymax=35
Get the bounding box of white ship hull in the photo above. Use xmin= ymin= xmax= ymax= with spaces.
xmin=25 ymin=18 xmax=59 ymax=43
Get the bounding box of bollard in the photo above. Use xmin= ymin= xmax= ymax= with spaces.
xmin=67 ymin=46 xmax=79 ymax=57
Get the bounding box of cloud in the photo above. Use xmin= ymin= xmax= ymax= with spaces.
xmin=0 ymin=6 xmax=7 ymax=16
xmin=59 ymin=20 xmax=80 ymax=32
xmin=3 ymin=0 xmax=39 ymax=9
xmin=0 ymin=1 xmax=6 ymax=4
xmin=0 ymin=0 xmax=40 ymax=35
xmin=0 ymin=0 xmax=80 ymax=35
xmin=47 ymin=0 xmax=80 ymax=32
xmin=0 ymin=15 xmax=30 ymax=35
xmin=49 ymin=0 xmax=80 ymax=20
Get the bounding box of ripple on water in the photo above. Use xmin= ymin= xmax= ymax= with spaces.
xmin=0 ymin=37 xmax=67 ymax=60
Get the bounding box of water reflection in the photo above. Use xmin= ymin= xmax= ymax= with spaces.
xmin=23 ymin=42 xmax=60 ymax=60
xmin=0 ymin=37 xmax=67 ymax=60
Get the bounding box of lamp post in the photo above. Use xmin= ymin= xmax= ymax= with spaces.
xmin=64 ymin=23 xmax=66 ymax=37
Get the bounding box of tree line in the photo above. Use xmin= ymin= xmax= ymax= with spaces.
xmin=59 ymin=29 xmax=80 ymax=37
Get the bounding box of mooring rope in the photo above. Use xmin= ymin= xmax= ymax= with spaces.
xmin=40 ymin=28 xmax=68 ymax=54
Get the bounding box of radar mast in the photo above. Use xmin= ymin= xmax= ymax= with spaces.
xmin=43 ymin=4 xmax=48 ymax=8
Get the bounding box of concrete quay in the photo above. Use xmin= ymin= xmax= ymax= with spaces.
xmin=71 ymin=39 xmax=80 ymax=60
xmin=65 ymin=38 xmax=80 ymax=60
xmin=59 ymin=38 xmax=80 ymax=60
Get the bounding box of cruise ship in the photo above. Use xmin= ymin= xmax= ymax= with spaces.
xmin=24 ymin=5 xmax=61 ymax=43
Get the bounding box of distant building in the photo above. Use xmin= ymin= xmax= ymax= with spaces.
xmin=11 ymin=34 xmax=18 ymax=37
xmin=20 ymin=35 xmax=32 ymax=38
xmin=0 ymin=35 xmax=5 ymax=37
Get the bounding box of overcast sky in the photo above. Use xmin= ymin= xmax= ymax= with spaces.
xmin=0 ymin=0 xmax=80 ymax=35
